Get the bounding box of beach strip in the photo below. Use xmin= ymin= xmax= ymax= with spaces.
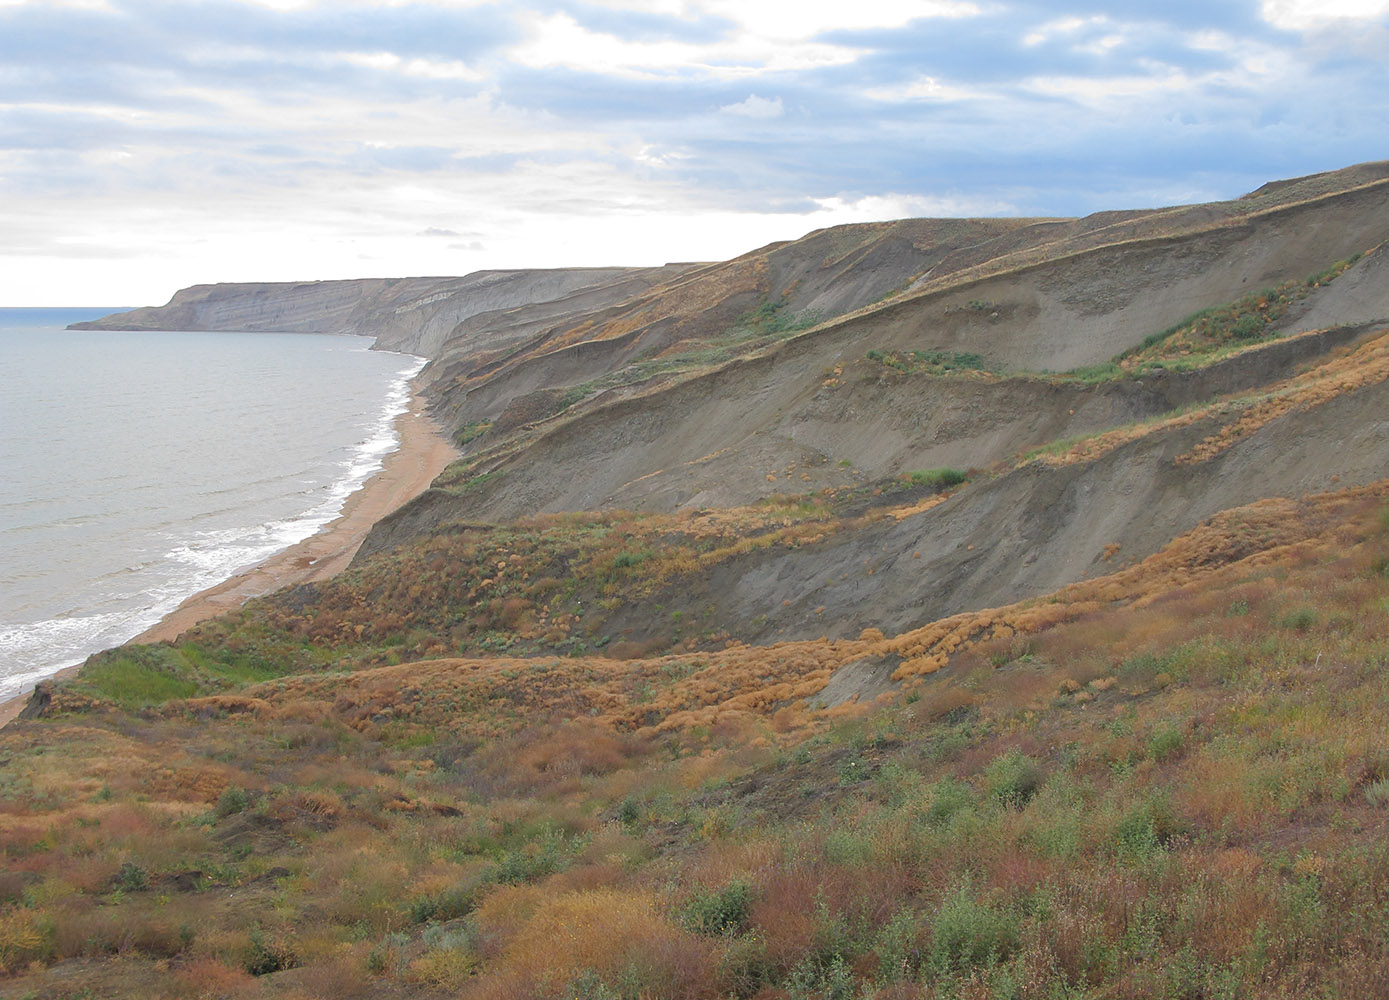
xmin=0 ymin=390 xmax=458 ymax=727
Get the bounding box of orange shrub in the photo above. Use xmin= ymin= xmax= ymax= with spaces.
xmin=173 ymin=956 xmax=254 ymax=998
xmin=510 ymin=720 xmax=641 ymax=787
xmin=465 ymin=888 xmax=716 ymax=999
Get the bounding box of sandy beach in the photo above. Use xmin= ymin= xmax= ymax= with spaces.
xmin=0 ymin=390 xmax=458 ymax=727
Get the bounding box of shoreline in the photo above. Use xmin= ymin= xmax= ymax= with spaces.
xmin=0 ymin=389 xmax=459 ymax=728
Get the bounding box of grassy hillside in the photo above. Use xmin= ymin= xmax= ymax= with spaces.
xmin=5 ymin=163 xmax=1389 ymax=999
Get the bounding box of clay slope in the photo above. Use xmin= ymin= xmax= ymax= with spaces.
xmin=366 ymin=166 xmax=1389 ymax=557
xmin=354 ymin=322 xmax=1389 ymax=654
xmin=421 ymin=216 xmax=1048 ymax=433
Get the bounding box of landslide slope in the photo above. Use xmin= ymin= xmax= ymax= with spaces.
xmin=362 ymin=163 xmax=1389 ymax=607
xmin=388 ymin=159 xmax=1389 ymax=527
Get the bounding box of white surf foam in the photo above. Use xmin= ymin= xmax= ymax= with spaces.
xmin=1 ymin=340 xmax=427 ymax=706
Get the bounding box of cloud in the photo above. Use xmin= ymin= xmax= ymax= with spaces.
xmin=508 ymin=10 xmax=867 ymax=79
xmin=698 ymin=0 xmax=981 ymax=40
xmin=862 ymin=74 xmax=980 ymax=102
xmin=1261 ymin=0 xmax=1389 ymax=30
xmin=719 ymin=94 xmax=782 ymax=117
xmin=2 ymin=0 xmax=1388 ymax=306
xmin=811 ymin=190 xmax=1018 ymax=221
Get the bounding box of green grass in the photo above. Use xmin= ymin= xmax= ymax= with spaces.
xmin=76 ymin=655 xmax=201 ymax=709
xmin=455 ymin=420 xmax=492 ymax=446
xmin=1056 ymin=251 xmax=1365 ymax=384
xmin=903 ymin=467 xmax=967 ymax=490
xmin=866 ymin=348 xmax=994 ymax=376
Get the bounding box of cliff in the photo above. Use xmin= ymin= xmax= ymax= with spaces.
xmin=68 ymin=265 xmax=698 ymax=357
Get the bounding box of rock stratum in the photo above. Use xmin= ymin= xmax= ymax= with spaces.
xmin=69 ymin=265 xmax=699 ymax=357
xmin=12 ymin=160 xmax=1389 ymax=999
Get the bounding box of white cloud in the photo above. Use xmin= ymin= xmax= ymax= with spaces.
xmin=228 ymin=0 xmax=319 ymax=9
xmin=695 ymin=0 xmax=980 ymax=41
xmin=552 ymin=0 xmax=980 ymax=39
xmin=1022 ymin=15 xmax=1134 ymax=54
xmin=1076 ymin=33 xmax=1125 ymax=55
xmin=80 ymin=148 xmax=134 ymax=166
xmin=0 ymin=0 xmax=113 ymax=8
xmin=1024 ymin=69 xmax=1194 ymax=105
xmin=634 ymin=145 xmax=691 ymax=167
xmin=809 ymin=191 xmax=1017 ymax=223
xmin=509 ymin=12 xmax=865 ymax=78
xmin=1021 ymin=36 xmax=1296 ymax=111
xmin=720 ymin=94 xmax=783 ymax=118
xmin=1262 ymin=0 xmax=1389 ymax=30
xmin=4 ymin=0 xmax=1386 ymax=307
xmin=863 ymin=74 xmax=979 ymax=102
xmin=335 ymin=51 xmax=483 ymax=81
xmin=1023 ymin=15 xmax=1104 ymax=46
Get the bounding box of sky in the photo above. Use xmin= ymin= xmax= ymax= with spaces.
xmin=2 ymin=0 xmax=1387 ymax=306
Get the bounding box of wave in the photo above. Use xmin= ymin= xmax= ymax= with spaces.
xmin=0 ymin=612 xmax=136 ymax=703
xmin=1 ymin=342 xmax=427 ymax=705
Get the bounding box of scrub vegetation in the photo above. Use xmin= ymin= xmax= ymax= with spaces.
xmin=5 ymin=485 xmax=1389 ymax=998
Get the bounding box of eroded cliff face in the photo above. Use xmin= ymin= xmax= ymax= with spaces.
xmin=67 ymin=266 xmax=697 ymax=357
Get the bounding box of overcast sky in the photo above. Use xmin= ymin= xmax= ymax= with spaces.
xmin=2 ymin=0 xmax=1387 ymax=306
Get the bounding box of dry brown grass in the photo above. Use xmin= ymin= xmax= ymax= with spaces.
xmin=465 ymin=887 xmax=718 ymax=999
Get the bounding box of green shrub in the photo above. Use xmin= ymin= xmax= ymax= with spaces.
xmin=925 ymin=778 xmax=974 ymax=827
xmin=455 ymin=420 xmax=491 ymax=446
xmin=1365 ymin=779 xmax=1389 ymax=808
xmin=905 ymin=467 xmax=967 ymax=490
xmin=909 ymin=349 xmax=988 ymax=371
xmin=410 ymin=879 xmax=486 ymax=924
xmin=114 ymin=861 xmax=149 ymax=892
xmin=1113 ymin=797 xmax=1182 ymax=861
xmin=78 ymin=647 xmax=200 ymax=708
xmin=928 ymin=886 xmax=1019 ymax=974
xmin=683 ymin=879 xmax=752 ymax=936
xmin=244 ymin=928 xmax=297 ymax=976
xmin=488 ymin=831 xmax=577 ymax=886
xmin=785 ymin=953 xmax=853 ymax=1000
xmin=1231 ymin=313 xmax=1266 ymax=339
xmin=1277 ymin=605 xmax=1318 ymax=631
xmin=616 ymin=796 xmax=641 ymax=825
xmin=835 ymin=755 xmax=868 ymax=785
xmin=985 ymin=750 xmax=1043 ymax=809
xmin=874 ymin=907 xmax=922 ymax=982
xmin=1148 ymin=725 xmax=1184 ymax=763
xmin=215 ymin=784 xmax=250 ymax=819
xmin=1118 ymin=651 xmax=1163 ymax=684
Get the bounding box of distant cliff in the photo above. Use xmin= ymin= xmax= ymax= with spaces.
xmin=68 ymin=266 xmax=697 ymax=358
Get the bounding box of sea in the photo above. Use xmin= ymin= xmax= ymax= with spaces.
xmin=0 ymin=308 xmax=426 ymax=704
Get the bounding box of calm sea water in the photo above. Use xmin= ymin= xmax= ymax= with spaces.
xmin=0 ymin=309 xmax=425 ymax=702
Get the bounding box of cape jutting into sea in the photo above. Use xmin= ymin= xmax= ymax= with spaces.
xmin=0 ymin=308 xmax=425 ymax=703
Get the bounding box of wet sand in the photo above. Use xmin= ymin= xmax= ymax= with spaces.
xmin=0 ymin=391 xmax=458 ymax=727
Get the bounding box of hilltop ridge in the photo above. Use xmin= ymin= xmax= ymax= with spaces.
xmin=67 ymin=265 xmax=699 ymax=357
